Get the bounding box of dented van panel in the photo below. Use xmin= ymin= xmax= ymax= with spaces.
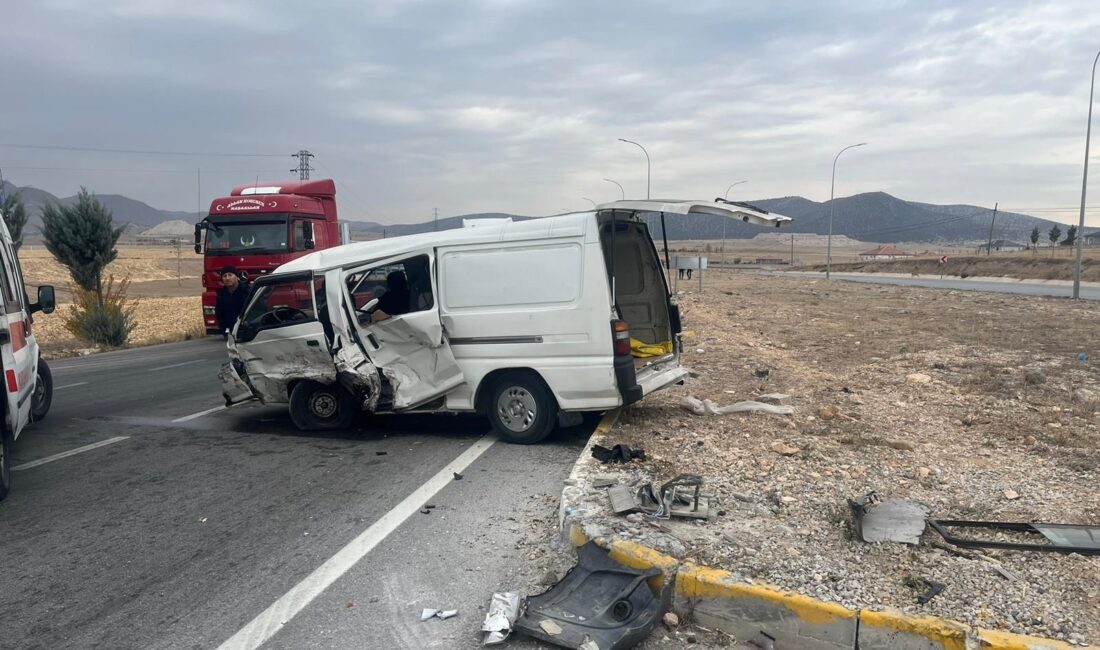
xmin=360 ymin=314 xmax=464 ymax=410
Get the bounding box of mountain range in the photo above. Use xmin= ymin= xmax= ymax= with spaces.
xmin=0 ymin=180 xmax=1063 ymax=244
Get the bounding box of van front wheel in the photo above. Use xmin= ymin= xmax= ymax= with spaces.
xmin=289 ymin=381 xmax=356 ymax=431
xmin=487 ymin=373 xmax=556 ymax=444
xmin=32 ymin=360 xmax=53 ymax=422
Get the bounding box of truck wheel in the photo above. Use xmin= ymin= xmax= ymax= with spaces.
xmin=32 ymin=360 xmax=53 ymax=422
xmin=486 ymin=372 xmax=556 ymax=444
xmin=289 ymin=381 xmax=356 ymax=431
xmin=1 ymin=428 xmax=12 ymax=501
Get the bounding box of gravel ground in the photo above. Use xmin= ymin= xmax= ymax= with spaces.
xmin=584 ymin=271 xmax=1100 ymax=646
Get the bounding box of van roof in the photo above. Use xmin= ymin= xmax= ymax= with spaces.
xmin=278 ymin=211 xmax=593 ymax=273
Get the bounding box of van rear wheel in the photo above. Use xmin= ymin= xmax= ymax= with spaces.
xmin=32 ymin=360 xmax=53 ymax=422
xmin=1 ymin=427 xmax=12 ymax=501
xmin=486 ymin=372 xmax=556 ymax=444
xmin=289 ymin=381 xmax=356 ymax=431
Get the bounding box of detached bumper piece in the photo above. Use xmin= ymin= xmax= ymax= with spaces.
xmin=514 ymin=541 xmax=671 ymax=650
xmin=219 ymin=361 xmax=255 ymax=407
xmin=928 ymin=519 xmax=1100 ymax=555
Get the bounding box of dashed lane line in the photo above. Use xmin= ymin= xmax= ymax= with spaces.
xmin=171 ymin=406 xmax=226 ymax=423
xmin=13 ymin=436 xmax=130 ymax=471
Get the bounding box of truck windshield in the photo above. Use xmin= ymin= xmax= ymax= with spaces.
xmin=204 ymin=218 xmax=289 ymax=255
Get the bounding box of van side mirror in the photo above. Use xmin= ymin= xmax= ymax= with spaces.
xmin=194 ymin=223 xmax=203 ymax=254
xmin=34 ymin=285 xmax=56 ymax=314
xmin=303 ymin=221 xmax=315 ymax=250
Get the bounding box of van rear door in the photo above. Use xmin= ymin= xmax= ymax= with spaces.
xmin=597 ymin=200 xmax=791 ymax=398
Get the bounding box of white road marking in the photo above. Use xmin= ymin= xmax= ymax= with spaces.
xmin=13 ymin=436 xmax=130 ymax=471
xmin=54 ymin=382 xmax=88 ymax=390
xmin=171 ymin=406 xmax=226 ymax=423
xmin=149 ymin=359 xmax=204 ymax=372
xmin=217 ymin=435 xmax=499 ymax=650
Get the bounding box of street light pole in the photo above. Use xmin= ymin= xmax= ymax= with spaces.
xmin=603 ymin=178 xmax=625 ymax=200
xmin=721 ymin=181 xmax=747 ymax=265
xmin=827 ymin=142 xmax=867 ymax=280
xmin=725 ymin=180 xmax=747 ymax=200
xmin=1073 ymin=49 xmax=1100 ymax=300
xmin=582 ymin=197 xmax=597 ymax=209
xmin=618 ymin=138 xmax=650 ymax=199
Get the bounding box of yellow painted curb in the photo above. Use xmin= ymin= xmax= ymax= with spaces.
xmin=678 ymin=563 xmax=855 ymax=626
xmin=976 ymin=627 xmax=1085 ymax=650
xmin=859 ymin=609 xmax=969 ymax=650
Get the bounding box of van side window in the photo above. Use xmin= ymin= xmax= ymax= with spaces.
xmin=235 ymin=274 xmax=318 ymax=341
xmin=345 ymin=254 xmax=433 ymax=323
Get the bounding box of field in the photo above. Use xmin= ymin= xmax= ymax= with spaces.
xmin=20 ymin=245 xmax=206 ymax=356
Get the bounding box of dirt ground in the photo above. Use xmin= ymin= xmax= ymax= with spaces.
xmin=602 ymin=270 xmax=1100 ymax=645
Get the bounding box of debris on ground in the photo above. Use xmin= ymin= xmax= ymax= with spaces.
xmin=848 ymin=491 xmax=929 ymax=545
xmin=928 ymin=519 xmax=1100 ymax=555
xmin=514 ymin=541 xmax=670 ymax=650
xmin=420 ymin=608 xmax=457 ymax=621
xmin=903 ymin=574 xmax=946 ymax=604
xmin=481 ymin=592 xmax=520 ymax=645
xmin=679 ymin=395 xmax=793 ymax=416
xmin=592 ymin=443 xmax=646 ymax=463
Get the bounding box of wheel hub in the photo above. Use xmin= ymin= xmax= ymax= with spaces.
xmin=497 ymin=387 xmax=536 ymax=433
xmin=309 ymin=392 xmax=338 ymax=419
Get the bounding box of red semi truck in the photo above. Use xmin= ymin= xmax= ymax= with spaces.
xmin=194 ymin=179 xmax=350 ymax=334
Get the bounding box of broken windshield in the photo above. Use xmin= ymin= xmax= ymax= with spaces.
xmin=204 ymin=217 xmax=289 ymax=255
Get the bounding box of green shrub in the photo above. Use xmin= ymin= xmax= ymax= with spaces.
xmin=65 ymin=275 xmax=137 ymax=347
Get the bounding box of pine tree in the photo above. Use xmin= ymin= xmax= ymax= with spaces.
xmin=40 ymin=187 xmax=125 ymax=301
xmin=1030 ymin=226 xmax=1040 ymax=255
xmin=0 ymin=190 xmax=28 ymax=250
xmin=1064 ymin=225 xmax=1077 ymax=247
xmin=1048 ymin=224 xmax=1061 ymax=257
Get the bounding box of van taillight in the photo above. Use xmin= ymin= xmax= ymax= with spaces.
xmin=611 ymin=319 xmax=631 ymax=357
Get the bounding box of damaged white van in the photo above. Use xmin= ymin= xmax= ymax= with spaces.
xmin=220 ymin=199 xmax=790 ymax=443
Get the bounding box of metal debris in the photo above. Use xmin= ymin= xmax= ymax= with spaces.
xmin=481 ymin=592 xmax=520 ymax=645
xmin=928 ymin=519 xmax=1100 ymax=555
xmin=848 ymin=491 xmax=929 ymax=545
xmin=680 ymin=396 xmax=793 ymax=417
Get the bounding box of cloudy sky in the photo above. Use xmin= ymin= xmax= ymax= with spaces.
xmin=2 ymin=0 xmax=1099 ymax=225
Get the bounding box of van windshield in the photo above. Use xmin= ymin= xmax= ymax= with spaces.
xmin=204 ymin=217 xmax=289 ymax=255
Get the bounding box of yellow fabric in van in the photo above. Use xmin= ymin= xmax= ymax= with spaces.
xmin=630 ymin=338 xmax=673 ymax=358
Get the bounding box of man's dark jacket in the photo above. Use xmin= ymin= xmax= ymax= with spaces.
xmin=216 ymin=282 xmax=251 ymax=332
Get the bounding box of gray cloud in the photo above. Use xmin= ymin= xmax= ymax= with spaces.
xmin=2 ymin=0 xmax=1099 ymax=225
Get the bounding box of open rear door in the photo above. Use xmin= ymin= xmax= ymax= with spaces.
xmin=345 ymin=251 xmax=464 ymax=410
xmin=595 ymin=199 xmax=792 ymax=229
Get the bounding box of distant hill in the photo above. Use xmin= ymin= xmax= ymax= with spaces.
xmin=0 ymin=181 xmax=1061 ymax=244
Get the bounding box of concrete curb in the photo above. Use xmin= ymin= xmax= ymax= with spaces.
xmin=558 ymin=408 xmax=1093 ymax=650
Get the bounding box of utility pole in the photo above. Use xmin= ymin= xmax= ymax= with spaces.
xmin=790 ymin=233 xmax=795 ymax=266
xmin=985 ymin=202 xmax=998 ymax=256
xmin=291 ymin=150 xmax=314 ymax=180
xmin=433 ymin=207 xmax=439 ymax=232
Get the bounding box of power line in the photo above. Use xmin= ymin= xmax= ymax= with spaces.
xmin=0 ymin=143 xmax=286 ymax=157
xmin=0 ymin=165 xmax=287 ymax=174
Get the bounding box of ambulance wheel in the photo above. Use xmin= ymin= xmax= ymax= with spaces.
xmin=31 ymin=360 xmax=53 ymax=422
xmin=289 ymin=381 xmax=355 ymax=431
xmin=486 ymin=372 xmax=556 ymax=444
xmin=1 ymin=427 xmax=12 ymax=501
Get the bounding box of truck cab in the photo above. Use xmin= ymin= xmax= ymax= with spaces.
xmin=195 ymin=179 xmax=349 ymax=334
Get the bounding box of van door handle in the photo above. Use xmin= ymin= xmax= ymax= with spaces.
xmin=307 ymin=340 xmax=320 ymax=347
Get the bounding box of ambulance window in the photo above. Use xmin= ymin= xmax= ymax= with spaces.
xmin=0 ymin=243 xmax=20 ymax=311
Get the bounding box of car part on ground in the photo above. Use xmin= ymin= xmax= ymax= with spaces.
xmin=928 ymin=519 xmax=1100 ymax=555
xmin=591 ymin=443 xmax=646 ymax=463
xmin=481 ymin=592 xmax=521 ymax=645
xmin=679 ymin=395 xmax=793 ymax=417
xmin=848 ymin=491 xmax=929 ymax=545
xmin=514 ymin=541 xmax=671 ymax=650
xmin=637 ymin=474 xmax=709 ymax=520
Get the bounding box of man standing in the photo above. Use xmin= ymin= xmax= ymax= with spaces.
xmin=215 ymin=265 xmax=250 ymax=338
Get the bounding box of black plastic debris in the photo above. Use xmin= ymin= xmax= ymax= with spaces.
xmin=514 ymin=541 xmax=671 ymax=650
xmin=903 ymin=575 xmax=946 ymax=604
xmin=637 ymin=474 xmax=709 ymax=520
xmin=928 ymin=520 xmax=1100 ymax=555
xmin=591 ymin=444 xmax=646 ymax=464
xmin=848 ymin=491 xmax=929 ymax=545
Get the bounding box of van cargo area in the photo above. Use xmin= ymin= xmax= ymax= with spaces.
xmin=598 ymin=212 xmax=677 ymax=370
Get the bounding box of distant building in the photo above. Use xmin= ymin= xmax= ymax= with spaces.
xmin=978 ymin=239 xmax=1026 ymax=253
xmin=754 ymin=257 xmax=788 ymax=265
xmin=858 ymin=245 xmax=913 ymax=260
xmin=1082 ymin=230 xmax=1100 ymax=246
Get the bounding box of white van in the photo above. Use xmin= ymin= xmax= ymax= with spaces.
xmin=0 ymin=216 xmax=57 ymax=501
xmin=220 ymin=200 xmax=789 ymax=443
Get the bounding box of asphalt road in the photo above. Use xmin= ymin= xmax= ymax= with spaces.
xmin=773 ymin=270 xmax=1100 ymax=299
xmin=0 ymin=338 xmax=589 ymax=649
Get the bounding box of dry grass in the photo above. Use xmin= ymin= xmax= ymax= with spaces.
xmin=33 ymin=296 xmax=204 ymax=358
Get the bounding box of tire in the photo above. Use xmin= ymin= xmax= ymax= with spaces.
xmin=288 ymin=381 xmax=356 ymax=431
xmin=485 ymin=372 xmax=557 ymax=444
xmin=32 ymin=360 xmax=53 ymax=422
xmin=1 ymin=427 xmax=12 ymax=502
